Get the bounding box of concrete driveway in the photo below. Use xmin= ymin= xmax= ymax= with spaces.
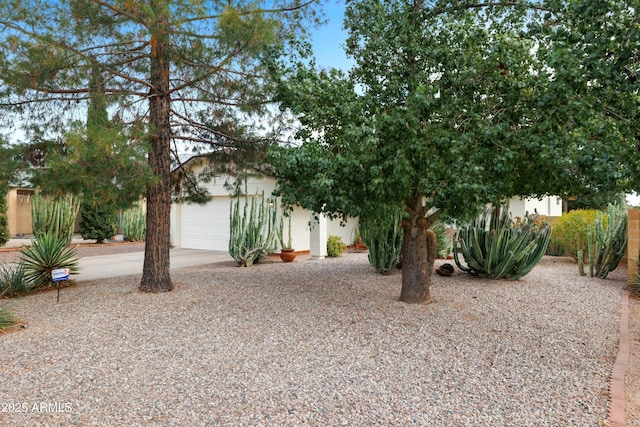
xmin=75 ymin=249 xmax=233 ymax=281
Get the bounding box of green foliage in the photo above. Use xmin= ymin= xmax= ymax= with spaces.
xmin=80 ymin=200 xmax=116 ymax=243
xmin=118 ymin=204 xmax=146 ymax=242
xmin=0 ymin=302 xmax=17 ymax=330
xmin=229 ymin=192 xmax=278 ymax=267
xmin=432 ymin=220 xmax=453 ymax=259
xmin=360 ymin=210 xmax=403 ymax=274
xmin=454 ymin=208 xmax=551 ymax=280
xmin=550 ymin=209 xmax=601 ymax=260
xmin=31 ymin=192 xmax=80 ymax=247
xmin=276 ymin=209 xmax=293 ymax=250
xmin=0 ymin=263 xmax=31 ymax=298
xmin=630 ymin=253 xmax=640 ymax=298
xmin=326 ymin=235 xmax=347 ymax=257
xmin=19 ymin=232 xmax=79 ymax=290
xmin=588 ymin=196 xmax=627 ymax=279
xmin=0 ymin=184 xmax=9 ymax=246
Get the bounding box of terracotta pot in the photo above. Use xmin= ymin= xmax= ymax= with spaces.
xmin=279 ymin=249 xmax=296 ymax=263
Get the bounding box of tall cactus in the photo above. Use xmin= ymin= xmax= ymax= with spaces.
xmin=360 ymin=209 xmax=403 ymax=274
xmin=454 ymin=206 xmax=551 ymax=280
xmin=588 ymin=195 xmax=627 ymax=279
xmin=31 ymin=192 xmax=80 ymax=247
xmin=229 ymin=192 xmax=278 ymax=267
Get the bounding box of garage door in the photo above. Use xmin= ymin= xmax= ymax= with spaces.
xmin=180 ymin=197 xmax=231 ymax=251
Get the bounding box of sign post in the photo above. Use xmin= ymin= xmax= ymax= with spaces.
xmin=51 ymin=268 xmax=70 ymax=303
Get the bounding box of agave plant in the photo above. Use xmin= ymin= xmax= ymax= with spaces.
xmin=454 ymin=206 xmax=551 ymax=280
xmin=19 ymin=232 xmax=79 ymax=289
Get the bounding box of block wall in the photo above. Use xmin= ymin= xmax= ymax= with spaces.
xmin=628 ymin=208 xmax=640 ymax=282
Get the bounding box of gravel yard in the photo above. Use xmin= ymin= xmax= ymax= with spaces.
xmin=0 ymin=252 xmax=628 ymax=426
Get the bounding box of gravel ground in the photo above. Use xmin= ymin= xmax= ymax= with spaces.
xmin=0 ymin=253 xmax=626 ymax=427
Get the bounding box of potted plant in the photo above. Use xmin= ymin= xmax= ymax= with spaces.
xmin=277 ymin=212 xmax=296 ymax=263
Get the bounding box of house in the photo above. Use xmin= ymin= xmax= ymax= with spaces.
xmin=170 ymin=156 xmax=563 ymax=256
xmin=169 ymin=156 xmax=358 ymax=258
xmin=6 ymin=187 xmax=34 ymax=236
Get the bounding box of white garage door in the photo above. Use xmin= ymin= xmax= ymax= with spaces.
xmin=180 ymin=197 xmax=231 ymax=251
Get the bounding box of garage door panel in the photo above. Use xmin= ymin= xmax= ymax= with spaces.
xmin=181 ymin=198 xmax=231 ymax=251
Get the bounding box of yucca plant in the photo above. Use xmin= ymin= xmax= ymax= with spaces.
xmin=119 ymin=204 xmax=146 ymax=242
xmin=454 ymin=207 xmax=551 ymax=280
xmin=19 ymin=232 xmax=79 ymax=289
xmin=31 ymin=192 xmax=80 ymax=247
xmin=229 ymin=192 xmax=278 ymax=267
xmin=0 ymin=302 xmax=17 ymax=330
xmin=0 ymin=262 xmax=31 ymax=298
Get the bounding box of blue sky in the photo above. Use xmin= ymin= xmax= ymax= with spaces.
xmin=309 ymin=1 xmax=354 ymax=70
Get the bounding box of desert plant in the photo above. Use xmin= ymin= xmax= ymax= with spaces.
xmin=432 ymin=220 xmax=453 ymax=259
xmin=327 ymin=235 xmax=347 ymax=257
xmin=80 ymin=200 xmax=117 ymax=243
xmin=31 ymin=192 xmax=80 ymax=247
xmin=630 ymin=252 xmax=640 ymax=298
xmin=276 ymin=207 xmax=293 ymax=250
xmin=0 ymin=262 xmax=31 ymax=297
xmin=550 ymin=209 xmax=602 ymax=260
xmin=0 ymin=184 xmax=10 ymax=246
xmin=454 ymin=207 xmax=551 ymax=280
xmin=360 ymin=210 xmax=404 ymax=274
xmin=0 ymin=302 xmax=16 ymax=330
xmin=19 ymin=231 xmax=79 ymax=289
xmin=229 ymin=192 xmax=278 ymax=267
xmin=588 ymin=195 xmax=627 ymax=279
xmin=118 ymin=204 xmax=146 ymax=242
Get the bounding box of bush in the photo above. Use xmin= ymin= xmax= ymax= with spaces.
xmin=0 ymin=184 xmax=9 ymax=246
xmin=0 ymin=302 xmax=16 ymax=330
xmin=550 ymin=209 xmax=602 ymax=260
xmin=80 ymin=200 xmax=116 ymax=243
xmin=19 ymin=232 xmax=79 ymax=289
xmin=327 ymin=235 xmax=346 ymax=257
xmin=0 ymin=263 xmax=31 ymax=298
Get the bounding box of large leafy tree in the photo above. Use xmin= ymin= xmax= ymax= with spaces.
xmin=270 ymin=0 xmax=639 ymax=303
xmin=0 ymin=0 xmax=318 ymax=292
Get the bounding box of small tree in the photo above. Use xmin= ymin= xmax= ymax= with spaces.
xmin=80 ymin=200 xmax=116 ymax=244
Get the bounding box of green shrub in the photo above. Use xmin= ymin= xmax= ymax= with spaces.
xmin=19 ymin=232 xmax=79 ymax=289
xmin=118 ymin=204 xmax=146 ymax=242
xmin=0 ymin=184 xmax=9 ymax=246
xmin=360 ymin=210 xmax=403 ymax=274
xmin=454 ymin=207 xmax=551 ymax=280
xmin=0 ymin=263 xmax=31 ymax=297
xmin=80 ymin=200 xmax=116 ymax=243
xmin=550 ymin=209 xmax=602 ymax=260
xmin=327 ymin=235 xmax=346 ymax=257
xmin=0 ymin=302 xmax=17 ymax=330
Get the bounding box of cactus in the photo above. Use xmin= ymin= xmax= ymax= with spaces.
xmin=360 ymin=209 xmax=403 ymax=274
xmin=588 ymin=195 xmax=627 ymax=279
xmin=31 ymin=192 xmax=80 ymax=247
xmin=118 ymin=204 xmax=146 ymax=242
xmin=454 ymin=206 xmax=551 ymax=280
xmin=229 ymin=192 xmax=278 ymax=267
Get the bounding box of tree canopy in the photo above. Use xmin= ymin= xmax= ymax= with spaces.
xmin=0 ymin=0 xmax=320 ymax=291
xmin=269 ymin=0 xmax=640 ymax=303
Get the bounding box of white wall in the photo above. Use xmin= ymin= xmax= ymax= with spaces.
xmin=507 ymin=196 xmax=562 ymax=218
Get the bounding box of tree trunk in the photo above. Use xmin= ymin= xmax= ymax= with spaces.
xmin=140 ymin=10 xmax=173 ymax=293
xmin=400 ymin=193 xmax=436 ymax=304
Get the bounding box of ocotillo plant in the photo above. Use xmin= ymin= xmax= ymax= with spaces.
xmin=229 ymin=192 xmax=278 ymax=267
xmin=31 ymin=192 xmax=80 ymax=247
xmin=454 ymin=207 xmax=551 ymax=280
xmin=588 ymin=196 xmax=627 ymax=279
